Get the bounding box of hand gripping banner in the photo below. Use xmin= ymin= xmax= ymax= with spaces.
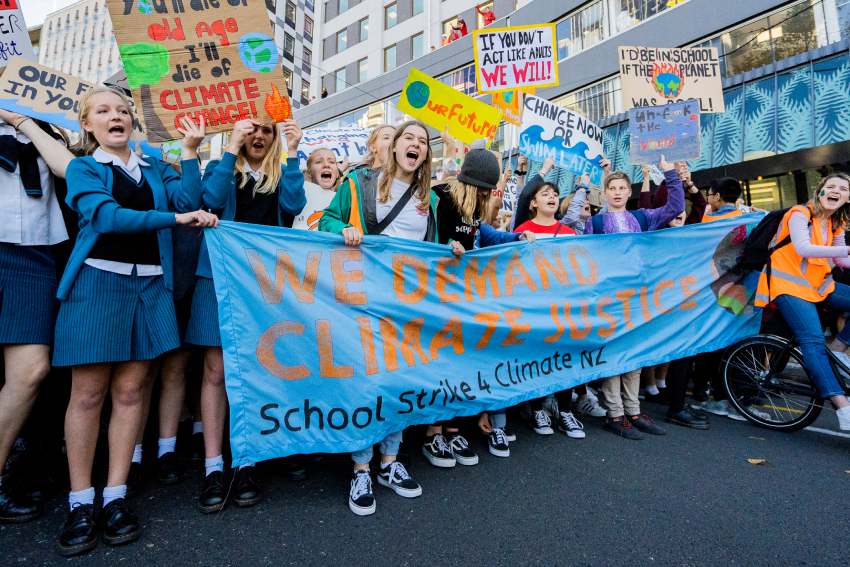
xmin=205 ymin=216 xmax=763 ymax=465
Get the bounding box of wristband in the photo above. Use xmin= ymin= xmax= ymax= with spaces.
xmin=575 ymin=183 xmax=589 ymax=190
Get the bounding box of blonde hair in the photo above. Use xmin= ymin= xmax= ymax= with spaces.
xmin=809 ymin=173 xmax=850 ymax=231
xmin=603 ymin=171 xmax=631 ymax=191
xmin=559 ymin=193 xmax=574 ymax=216
xmin=75 ymin=86 xmax=137 ymax=156
xmin=378 ymin=120 xmax=432 ymax=213
xmin=446 ymin=177 xmax=491 ymax=221
xmin=233 ymin=123 xmax=283 ymax=194
xmin=304 ymin=147 xmax=338 ymax=190
xmin=358 ymin=124 xmax=396 ymax=169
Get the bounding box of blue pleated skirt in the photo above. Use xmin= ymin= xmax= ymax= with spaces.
xmin=184 ymin=276 xmax=221 ymax=347
xmin=0 ymin=243 xmax=59 ymax=345
xmin=53 ymin=265 xmax=180 ymax=366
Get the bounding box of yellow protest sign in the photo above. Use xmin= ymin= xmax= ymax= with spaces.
xmin=397 ymin=68 xmax=502 ymax=147
xmin=491 ymin=88 xmax=533 ymax=127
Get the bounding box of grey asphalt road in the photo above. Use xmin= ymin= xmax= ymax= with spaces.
xmin=2 ymin=398 xmax=849 ymax=567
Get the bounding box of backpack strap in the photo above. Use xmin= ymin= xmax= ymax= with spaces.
xmin=632 ymin=209 xmax=648 ymax=232
xmin=367 ymin=183 xmax=415 ymax=236
xmin=591 ymin=214 xmax=603 ymax=234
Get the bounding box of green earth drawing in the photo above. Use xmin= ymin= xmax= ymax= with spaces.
xmin=118 ymin=43 xmax=170 ymax=89
xmin=406 ymin=81 xmax=430 ymax=109
xmin=238 ymin=34 xmax=278 ymax=73
xmin=162 ymin=140 xmax=182 ymax=161
xmin=137 ymin=0 xmax=153 ymax=14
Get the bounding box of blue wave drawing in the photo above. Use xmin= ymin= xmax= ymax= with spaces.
xmin=0 ymin=99 xmax=81 ymax=132
xmin=519 ymin=125 xmax=604 ymax=185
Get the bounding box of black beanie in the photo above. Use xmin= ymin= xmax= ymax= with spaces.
xmin=457 ymin=148 xmax=500 ymax=190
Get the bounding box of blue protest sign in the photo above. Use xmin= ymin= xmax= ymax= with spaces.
xmin=205 ymin=216 xmax=762 ymax=466
xmin=629 ymin=100 xmax=701 ymax=165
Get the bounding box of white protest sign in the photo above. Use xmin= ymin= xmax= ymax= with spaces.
xmin=0 ymin=1 xmax=35 ymax=66
xmin=518 ymin=95 xmax=605 ymax=185
xmin=499 ymin=174 xmax=518 ymax=212
xmin=473 ymin=24 xmax=558 ymax=94
xmin=292 ymin=181 xmax=336 ymax=231
xmin=298 ymin=126 xmax=370 ymax=169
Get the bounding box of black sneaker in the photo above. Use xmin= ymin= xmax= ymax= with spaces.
xmin=156 ymin=452 xmax=187 ymax=485
xmin=282 ymin=455 xmax=310 ymax=481
xmin=58 ymin=503 xmax=97 ymax=556
xmin=604 ymin=416 xmax=644 ymax=440
xmin=233 ymin=466 xmax=261 ymax=507
xmin=502 ymin=428 xmax=517 ymax=442
xmin=422 ymin=434 xmax=455 ymax=468
xmin=488 ymin=428 xmax=510 ymax=457
xmin=377 ymin=462 xmax=422 ymax=498
xmin=529 ymin=410 xmax=554 ymax=435
xmin=666 ymin=408 xmax=709 ymax=430
xmin=348 ymin=470 xmax=375 ymax=516
xmin=447 ymin=434 xmax=478 ymax=466
xmin=126 ymin=462 xmax=142 ymax=499
xmin=185 ymin=432 xmax=204 ymax=463
xmin=197 ymin=470 xmax=226 ymax=514
xmin=628 ymin=414 xmax=666 ymax=435
xmin=100 ymin=498 xmax=140 ymax=546
xmin=0 ymin=485 xmax=41 ymax=524
xmin=556 ymin=412 xmax=586 ymax=439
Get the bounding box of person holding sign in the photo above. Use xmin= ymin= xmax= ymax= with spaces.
xmin=54 ymin=87 xmax=216 ymax=556
xmin=186 ymin=118 xmax=306 ymax=514
xmin=0 ymin=108 xmax=74 ymax=525
xmin=320 ymin=120 xmax=437 ymax=516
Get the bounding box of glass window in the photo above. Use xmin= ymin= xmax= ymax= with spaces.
xmin=358 ymin=58 xmax=368 ymax=82
xmin=339 ymin=0 xmax=349 ymax=14
xmin=720 ymin=17 xmax=774 ymax=77
xmin=301 ymin=79 xmax=310 ymax=101
xmin=360 ymin=17 xmax=369 ymax=41
xmin=443 ymin=17 xmax=459 ymax=38
xmin=554 ymin=76 xmax=623 ymax=124
xmin=770 ymin=0 xmax=826 ymax=62
xmin=284 ymin=33 xmax=294 ymax=54
xmin=746 ymin=175 xmax=797 ymax=211
xmin=385 ymin=3 xmax=397 ymax=29
xmin=305 ymin=16 xmax=314 ymax=37
xmin=336 ymin=68 xmax=346 ymax=92
xmin=580 ymin=1 xmax=606 ymax=50
xmin=412 ymin=32 xmax=424 ymax=59
xmin=477 ymin=1 xmax=493 ymax=28
xmin=337 ymin=29 xmax=347 ymax=52
xmin=385 ymin=45 xmax=397 ymax=72
xmin=556 ymin=16 xmax=576 ymax=60
xmin=303 ymin=47 xmax=312 ymax=72
xmin=838 ymin=0 xmax=850 ymax=42
xmin=438 ymin=64 xmax=476 ymax=95
xmin=413 ymin=0 xmax=424 ymax=16
xmin=285 ymin=1 xmax=296 ymax=23
xmin=283 ymin=67 xmax=293 ymax=94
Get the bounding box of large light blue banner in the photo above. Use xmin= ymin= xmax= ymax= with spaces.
xmin=205 ymin=216 xmax=762 ymax=465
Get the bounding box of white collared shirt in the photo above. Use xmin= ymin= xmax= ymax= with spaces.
xmin=243 ymin=163 xmax=261 ymax=182
xmin=84 ymin=147 xmax=163 ymax=276
xmin=0 ymin=120 xmax=69 ymax=246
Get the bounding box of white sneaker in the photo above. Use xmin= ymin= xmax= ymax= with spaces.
xmin=833 ymin=351 xmax=850 ymax=370
xmin=727 ymin=404 xmax=770 ymax=422
xmin=725 ymin=405 xmax=746 ymax=421
xmin=700 ymin=399 xmax=729 ymax=416
xmin=557 ymin=412 xmax=586 ymax=438
xmin=577 ymin=396 xmax=606 ymax=417
xmin=585 ymin=387 xmax=599 ymax=402
xmin=529 ymin=410 xmax=554 ymax=435
xmin=837 ymin=407 xmax=850 ymax=430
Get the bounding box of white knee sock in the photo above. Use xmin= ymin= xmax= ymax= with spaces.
xmin=158 ymin=436 xmax=177 ymax=458
xmin=192 ymin=421 xmax=203 ymax=435
xmin=656 ymin=379 xmax=667 ymax=389
xmin=646 ymin=385 xmax=660 ymax=396
xmin=132 ymin=444 xmax=143 ymax=464
xmin=205 ymin=455 xmax=223 ymax=476
xmin=102 ymin=485 xmax=127 ymax=507
xmin=69 ymin=487 xmax=95 ymax=511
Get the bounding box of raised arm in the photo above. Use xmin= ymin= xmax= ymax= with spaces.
xmin=685 ymin=186 xmax=707 ymax=224
xmin=643 ymin=156 xmax=684 ymax=231
xmin=1 ymin=110 xmax=74 ymax=178
xmin=279 ymin=119 xmax=307 ymax=216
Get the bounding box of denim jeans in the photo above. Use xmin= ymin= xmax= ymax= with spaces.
xmin=489 ymin=409 xmax=506 ymax=429
xmin=773 ymin=282 xmax=850 ymax=398
xmin=352 ymin=430 xmax=402 ymax=465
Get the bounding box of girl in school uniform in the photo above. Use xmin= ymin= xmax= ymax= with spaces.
xmin=186 ymin=118 xmax=306 ymax=514
xmin=54 ymin=87 xmax=215 ymax=557
xmin=0 ymin=109 xmax=75 ymax=524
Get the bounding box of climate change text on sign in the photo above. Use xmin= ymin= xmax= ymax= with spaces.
xmin=473 ymin=24 xmax=558 ymax=94
xmin=618 ymin=46 xmax=724 ymax=113
xmin=205 ymin=216 xmax=762 ymax=464
xmin=104 ymin=0 xmax=291 ymax=143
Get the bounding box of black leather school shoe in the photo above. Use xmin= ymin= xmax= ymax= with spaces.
xmin=197 ymin=470 xmax=227 ymax=514
xmin=57 ymin=503 xmax=97 ymax=556
xmin=233 ymin=466 xmax=261 ymax=508
xmin=100 ymin=498 xmax=141 ymax=546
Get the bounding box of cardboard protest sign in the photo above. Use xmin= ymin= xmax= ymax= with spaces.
xmin=493 ymin=91 xmax=522 ymax=127
xmin=473 ymin=24 xmax=558 ymax=94
xmin=397 ymin=68 xmax=501 ymax=147
xmin=499 ymin=174 xmax=518 ymax=212
xmin=518 ymin=95 xmax=605 ymax=185
xmin=104 ymin=0 xmax=291 ymax=143
xmin=298 ymin=126 xmax=369 ymax=169
xmin=619 ymin=46 xmax=724 ymax=113
xmin=292 ymin=182 xmax=336 ymax=231
xmin=629 ymin=100 xmax=700 ymax=165
xmin=586 ymin=187 xmax=605 ymax=207
xmin=0 ymin=0 xmax=36 ymax=66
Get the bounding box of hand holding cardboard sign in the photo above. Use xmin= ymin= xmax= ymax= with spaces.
xmin=600 ymin=157 xmax=611 ymax=177
xmin=539 ymin=157 xmax=556 ymax=176
xmin=178 ymin=116 xmax=206 ymax=160
xmin=440 ymin=126 xmax=457 ymax=161
xmin=0 ymin=108 xmax=29 ymax=129
xmin=659 ymin=154 xmax=673 ymax=172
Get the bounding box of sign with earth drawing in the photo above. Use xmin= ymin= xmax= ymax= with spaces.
xmin=104 ymin=0 xmax=292 ymax=143
xmin=618 ymin=46 xmax=724 ymax=113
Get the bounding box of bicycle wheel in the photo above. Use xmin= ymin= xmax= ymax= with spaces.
xmin=722 ymin=335 xmax=823 ymax=432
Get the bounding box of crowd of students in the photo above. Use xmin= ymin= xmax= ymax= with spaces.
xmin=2 ymin=87 xmax=850 ymax=555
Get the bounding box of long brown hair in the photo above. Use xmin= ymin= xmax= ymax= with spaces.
xmin=378 ymin=120 xmax=432 ymax=212
xmin=233 ymin=123 xmax=283 ymax=194
xmin=445 ymin=177 xmax=491 ymax=221
xmin=809 ymin=173 xmax=850 ymax=231
xmin=75 ymin=86 xmax=136 ymax=156
xmin=358 ymin=124 xmax=395 ymax=169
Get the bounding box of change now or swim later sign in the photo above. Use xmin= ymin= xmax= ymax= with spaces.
xmin=205 ymin=216 xmax=763 ymax=465
xmin=473 ymin=24 xmax=558 ymax=94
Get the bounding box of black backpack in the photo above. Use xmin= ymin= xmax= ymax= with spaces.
xmin=739 ymin=206 xmax=811 ymax=273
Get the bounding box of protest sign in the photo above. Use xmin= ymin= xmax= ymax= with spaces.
xmin=519 ymin=95 xmax=604 ymax=185
xmin=104 ymin=0 xmax=291 ymax=143
xmin=206 ymin=215 xmax=762 ymax=464
xmin=629 ymin=100 xmax=701 ymax=165
xmin=619 ymin=46 xmax=724 ymax=113
xmin=499 ymin=174 xmax=518 ymax=212
xmin=298 ymin=126 xmax=369 ymax=169
xmin=473 ymin=24 xmax=558 ymax=94
xmin=493 ymin=90 xmax=522 ymax=127
xmin=0 ymin=0 xmax=35 ymax=65
xmin=586 ymin=187 xmax=605 ymax=208
xmin=292 ymin=182 xmax=336 ymax=231
xmin=397 ymin=68 xmax=502 ymax=147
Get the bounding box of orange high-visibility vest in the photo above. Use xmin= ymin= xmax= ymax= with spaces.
xmin=701 ymin=209 xmax=743 ymax=223
xmin=755 ymin=205 xmax=840 ymax=307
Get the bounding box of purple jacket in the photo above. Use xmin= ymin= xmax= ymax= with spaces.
xmin=584 ymin=169 xmax=684 ymax=234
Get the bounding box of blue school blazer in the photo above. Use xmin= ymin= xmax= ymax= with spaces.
xmin=56 ymin=156 xmax=203 ymax=300
xmin=194 ymin=152 xmax=307 ymax=278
